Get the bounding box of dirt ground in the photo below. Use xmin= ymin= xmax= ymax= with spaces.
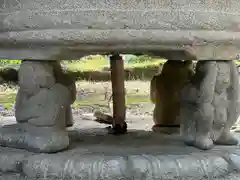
xmin=0 ymin=80 xmax=154 ymax=116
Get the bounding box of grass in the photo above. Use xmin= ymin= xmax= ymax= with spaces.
xmin=65 ymin=57 xmax=240 ymax=74
xmin=72 ymin=94 xmax=150 ymax=109
xmin=65 ymin=55 xmax=108 ymax=71
xmin=0 ymin=89 xmax=150 ymax=111
xmin=0 ymin=92 xmax=16 ymax=109
xmin=0 ymin=80 xmax=151 ymax=111
xmin=0 ymin=55 xmax=239 ymax=111
xmin=64 ymin=55 xmax=166 ymax=72
xmin=125 ymin=59 xmax=165 ymax=68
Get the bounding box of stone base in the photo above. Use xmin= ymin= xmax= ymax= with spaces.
xmin=0 ymin=117 xmax=240 ymax=180
xmin=0 ymin=123 xmax=69 ymax=153
xmin=152 ymin=124 xmax=180 ymax=134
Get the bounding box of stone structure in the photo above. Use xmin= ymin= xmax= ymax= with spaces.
xmin=0 ymin=60 xmax=76 ymax=153
xmin=180 ymin=60 xmax=240 ymax=150
xmin=1 ymin=0 xmax=240 ymax=61
xmin=150 ymin=60 xmax=194 ymax=134
xmin=1 ymin=117 xmax=240 ymax=180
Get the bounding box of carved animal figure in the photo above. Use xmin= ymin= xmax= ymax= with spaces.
xmin=10 ymin=60 xmax=76 ymax=153
xmin=180 ymin=60 xmax=240 ymax=150
xmin=150 ymin=60 xmax=194 ymax=134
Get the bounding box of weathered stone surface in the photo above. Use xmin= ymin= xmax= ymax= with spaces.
xmin=180 ymin=60 xmax=240 ymax=150
xmin=128 ymin=154 xmax=232 ymax=179
xmin=22 ymin=153 xmax=233 ymax=180
xmin=0 ymin=0 xmax=240 ymax=60
xmin=23 ymin=154 xmax=128 ymax=179
xmin=3 ymin=173 xmax=240 ymax=180
xmin=150 ymin=60 xmax=194 ymax=134
xmin=0 ymin=60 xmax=76 ymax=153
xmin=0 ymin=148 xmax=32 ymax=173
xmin=51 ymin=61 xmax=76 ymax=127
xmin=0 ymin=123 xmax=70 ymax=153
xmin=0 ymin=117 xmax=240 ymax=179
xmin=0 ymin=173 xmax=24 ymax=180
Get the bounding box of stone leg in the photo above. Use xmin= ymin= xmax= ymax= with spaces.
xmin=0 ymin=60 xmax=74 ymax=153
xmin=150 ymin=60 xmax=194 ymax=134
xmin=152 ymin=103 xmax=181 ymax=134
xmin=179 ymin=104 xmax=196 ymax=146
xmin=180 ymin=60 xmax=239 ymax=150
xmin=194 ymin=102 xmax=214 ymax=150
xmin=214 ymin=61 xmax=240 ymax=146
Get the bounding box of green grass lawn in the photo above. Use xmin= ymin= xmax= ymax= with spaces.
xmin=65 ymin=55 xmax=108 ymax=71
xmin=64 ymin=55 xmax=166 ymax=72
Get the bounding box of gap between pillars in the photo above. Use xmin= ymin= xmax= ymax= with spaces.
xmin=109 ymin=54 xmax=127 ymax=134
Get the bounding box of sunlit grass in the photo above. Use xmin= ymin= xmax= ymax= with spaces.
xmin=0 ymin=92 xmax=16 ymax=109
xmin=125 ymin=59 xmax=166 ymax=68
xmin=65 ymin=55 xmax=165 ymax=72
xmin=235 ymin=60 xmax=240 ymax=65
xmin=65 ymin=55 xmax=108 ymax=71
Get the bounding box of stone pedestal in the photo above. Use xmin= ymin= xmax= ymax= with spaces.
xmin=0 ymin=116 xmax=240 ymax=180
xmin=180 ymin=60 xmax=240 ymax=150
xmin=0 ymin=60 xmax=76 ymax=153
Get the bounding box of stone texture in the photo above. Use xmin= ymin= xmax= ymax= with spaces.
xmin=150 ymin=60 xmax=194 ymax=134
xmin=0 ymin=0 xmax=240 ymax=60
xmin=180 ymin=60 xmax=240 ymax=150
xmin=0 ymin=60 xmax=76 ymax=153
xmin=51 ymin=61 xmax=76 ymax=127
xmin=3 ymin=173 xmax=240 ymax=180
xmin=0 ymin=116 xmax=240 ymax=179
xmin=0 ymin=117 xmax=240 ymax=179
xmin=22 ymin=153 xmax=233 ymax=180
xmin=0 ymin=148 xmax=32 ymax=173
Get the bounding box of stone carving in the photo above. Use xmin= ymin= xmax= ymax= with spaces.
xmin=51 ymin=61 xmax=76 ymax=127
xmin=0 ymin=60 xmax=76 ymax=153
xmin=150 ymin=60 xmax=194 ymax=134
xmin=1 ymin=0 xmax=22 ymax=10
xmin=180 ymin=60 xmax=240 ymax=150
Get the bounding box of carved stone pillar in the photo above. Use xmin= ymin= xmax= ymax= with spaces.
xmin=0 ymin=60 xmax=76 ymax=153
xmin=180 ymin=60 xmax=240 ymax=150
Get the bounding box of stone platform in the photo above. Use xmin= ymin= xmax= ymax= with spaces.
xmin=1 ymin=115 xmax=240 ymax=180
